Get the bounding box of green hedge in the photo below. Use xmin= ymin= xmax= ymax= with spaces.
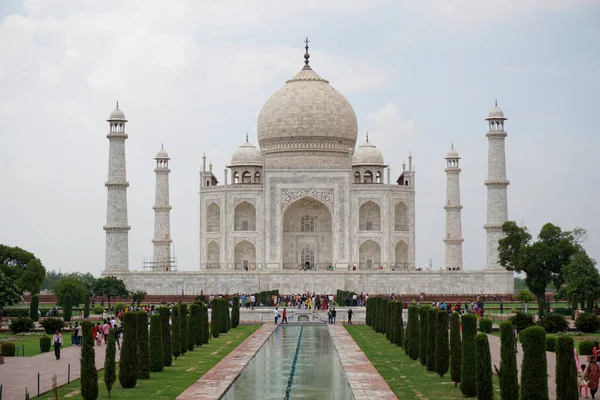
xmin=159 ymin=307 xmax=172 ymax=367
xmin=118 ymin=312 xmax=137 ymax=388
xmin=426 ymin=307 xmax=437 ymax=372
xmin=136 ymin=311 xmax=150 ymax=380
xmin=460 ymin=314 xmax=477 ymax=397
xmin=1 ymin=342 xmax=15 ymax=356
xmin=555 ymin=335 xmax=579 ymax=400
xmin=450 ymin=312 xmax=461 ymax=386
xmin=520 ymin=326 xmax=548 ymax=400
xmin=171 ymin=306 xmax=181 ymax=359
xmin=81 ymin=321 xmax=99 ymax=399
xmin=575 ymin=313 xmax=600 ymax=333
xmin=149 ymin=314 xmax=164 ymax=372
xmin=231 ymin=296 xmax=240 ymax=328
xmin=435 ymin=310 xmax=449 ymax=377
xmin=546 ymin=335 xmax=557 ymax=352
xmin=211 ymin=299 xmax=220 ymax=339
xmin=407 ymin=305 xmax=419 ymax=360
xmin=254 ymin=290 xmax=279 ymax=306
xmin=479 ymin=319 xmax=492 ymax=334
xmin=509 ymin=311 xmax=534 ymax=331
xmin=366 ymin=297 xmax=373 ymax=326
xmin=104 ymin=328 xmax=117 ymax=397
xmin=63 ymin=294 xmax=73 ymax=322
xmin=579 ymin=340 xmax=595 ymax=355
xmin=475 ymin=333 xmax=493 ymax=400
xmin=40 ymin=318 xmax=65 ymax=334
xmin=9 ymin=317 xmax=34 ymax=334
xmin=393 ymin=301 xmax=404 ymax=347
xmin=418 ymin=305 xmax=429 ymax=365
xmin=179 ymin=303 xmax=188 ymax=355
xmin=499 ymin=322 xmax=519 ymax=400
xmin=379 ymin=299 xmax=389 ymax=336
xmin=189 ymin=303 xmax=202 ymax=349
xmin=336 ymin=290 xmax=357 ymax=307
xmin=30 ymin=295 xmax=39 ymax=321
xmin=201 ymin=303 xmax=209 ymax=344
xmin=39 ymin=336 xmax=51 ymax=353
xmin=540 ymin=314 xmax=569 ymax=333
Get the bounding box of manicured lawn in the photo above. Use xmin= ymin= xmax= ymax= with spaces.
xmin=41 ymin=325 xmax=260 ymax=399
xmin=0 ymin=333 xmax=51 ymax=357
xmin=346 ymin=325 xmax=500 ymax=400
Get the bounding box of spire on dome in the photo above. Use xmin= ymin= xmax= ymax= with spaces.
xmin=245 ymin=132 xmax=249 ymax=143
xmin=116 ymin=100 xmax=119 ymax=109
xmin=366 ymin=132 xmax=369 ymax=143
xmin=495 ymin=99 xmax=498 ymax=107
xmin=303 ymin=37 xmax=311 ymax=70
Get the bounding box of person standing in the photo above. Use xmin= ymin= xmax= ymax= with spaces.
xmin=281 ymin=308 xmax=288 ymax=324
xmin=53 ymin=330 xmax=63 ymax=360
xmin=327 ymin=309 xmax=333 ymax=324
xmin=347 ymin=308 xmax=353 ymax=324
xmin=102 ymin=320 xmax=111 ymax=344
xmin=332 ymin=308 xmax=337 ymax=324
xmin=587 ymin=359 xmax=600 ymax=399
xmin=500 ymin=300 xmax=504 ymax=315
xmin=273 ymin=307 xmax=280 ymax=324
xmin=72 ymin=322 xmax=80 ymax=346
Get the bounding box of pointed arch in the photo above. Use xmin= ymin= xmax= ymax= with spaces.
xmin=206 ymin=202 xmax=221 ymax=232
xmin=364 ymin=170 xmax=373 ymax=184
xmin=207 ymin=241 xmax=220 ymax=268
xmin=254 ymin=171 xmax=261 ymax=184
xmin=395 ymin=240 xmax=408 ymax=267
xmin=242 ymin=171 xmax=252 ymax=184
xmin=234 ymin=240 xmax=256 ymax=270
xmin=234 ymin=201 xmax=256 ymax=231
xmin=395 ymin=202 xmax=409 ymax=231
xmin=354 ymin=171 xmax=361 ymax=183
xmin=359 ymin=200 xmax=381 ymax=231
xmin=359 ymin=240 xmax=380 ymax=270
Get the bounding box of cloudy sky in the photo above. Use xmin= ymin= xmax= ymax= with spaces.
xmin=0 ymin=0 xmax=598 ymax=276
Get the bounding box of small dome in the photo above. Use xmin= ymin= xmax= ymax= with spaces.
xmin=155 ymin=147 xmax=169 ymax=159
xmin=446 ymin=145 xmax=460 ymax=159
xmin=352 ymin=135 xmax=386 ymax=166
xmin=229 ymin=137 xmax=263 ymax=167
xmin=109 ymin=107 xmax=126 ymax=120
xmin=486 ymin=101 xmax=506 ymax=120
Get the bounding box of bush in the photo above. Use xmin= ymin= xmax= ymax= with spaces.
xmin=104 ymin=328 xmax=116 ymax=397
xmin=159 ymin=307 xmax=172 ymax=366
xmin=63 ymin=293 xmax=73 ymax=322
xmin=387 ymin=301 xmax=394 ymax=343
xmin=418 ymin=305 xmax=429 ymax=365
xmin=366 ymin=297 xmax=372 ymax=326
xmin=499 ymin=322 xmax=519 ymax=400
xmin=435 ymin=310 xmax=449 ymax=377
xmin=231 ymin=296 xmax=240 ymax=328
xmin=426 ymin=307 xmax=437 ymax=372
xmin=553 ymin=307 xmax=572 ymax=316
xmin=379 ymin=299 xmax=389 ymax=336
xmin=450 ymin=312 xmax=461 ymax=386
xmin=520 ymin=327 xmax=548 ymax=400
xmin=179 ymin=303 xmax=188 ymax=355
xmin=149 ymin=314 xmax=164 ymax=372
xmin=80 ymin=321 xmax=98 ymax=400
xmin=119 ymin=312 xmax=138 ymax=388
xmin=93 ymin=305 xmax=103 ymax=315
xmin=373 ymin=297 xmax=381 ymax=333
xmin=189 ymin=303 xmax=201 ymax=350
xmin=556 ymin=335 xmax=579 ymax=400
xmin=460 ymin=314 xmax=477 ymax=397
xmin=39 ymin=335 xmax=51 ymax=353
xmin=546 ymin=335 xmax=557 ymax=352
xmin=220 ymin=299 xmax=230 ymax=333
xmin=40 ymin=318 xmax=65 ymax=334
xmin=393 ymin=301 xmax=404 ymax=347
xmin=407 ymin=305 xmax=419 ymax=360
xmin=509 ymin=311 xmax=534 ymax=331
xmin=211 ymin=300 xmax=220 ymax=339
xmin=9 ymin=317 xmax=34 ymax=334
xmin=83 ymin=295 xmax=90 ymax=318
xmin=137 ymin=311 xmax=149 ymax=379
xmin=479 ymin=319 xmax=492 ymax=334
xmin=579 ymin=340 xmax=595 ymax=355
xmin=475 ymin=333 xmax=493 ymax=400
xmin=30 ymin=294 xmax=39 ymax=321
xmin=1 ymin=342 xmax=16 ymax=356
xmin=113 ymin=302 xmax=127 ymax=313
xmin=171 ymin=306 xmax=182 ymax=359
xmin=201 ymin=303 xmax=209 ymax=345
xmin=587 ymin=293 xmax=595 ymax=314
xmin=575 ymin=313 xmax=600 ymax=333
xmin=540 ymin=313 xmax=569 ymax=333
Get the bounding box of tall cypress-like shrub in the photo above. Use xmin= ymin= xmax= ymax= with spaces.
xmin=30 ymin=294 xmax=39 ymax=321
xmin=393 ymin=301 xmax=404 ymax=346
xmin=149 ymin=314 xmax=164 ymax=372
xmin=475 ymin=333 xmax=493 ymax=400
xmin=63 ymin=293 xmax=73 ymax=322
xmin=379 ymin=299 xmax=389 ymax=336
xmin=159 ymin=307 xmax=172 ymax=366
xmin=104 ymin=328 xmax=116 ymax=397
xmin=586 ymin=293 xmax=595 ymax=314
xmin=498 ymin=322 xmax=518 ymax=400
xmin=171 ymin=306 xmax=181 ymax=359
xmin=83 ymin=294 xmax=90 ymax=318
xmin=179 ymin=303 xmax=188 ymax=354
xmin=366 ymin=297 xmax=372 ymax=326
xmin=407 ymin=305 xmax=420 ymax=360
xmin=373 ymin=297 xmax=381 ymax=333
xmin=231 ymin=296 xmax=240 ymax=328
xmin=435 ymin=310 xmax=449 ymax=377
xmin=555 ymin=335 xmax=578 ymax=400
xmin=201 ymin=303 xmax=209 ymax=344
xmin=426 ymin=307 xmax=437 ymax=371
xmin=450 ymin=312 xmax=461 ymax=386
xmin=80 ymin=321 xmax=98 ymax=399
xmin=136 ymin=311 xmax=150 ymax=379
xmin=220 ymin=299 xmax=230 ymax=333
xmin=211 ymin=300 xmax=220 ymax=338
xmin=119 ymin=312 xmax=137 ymax=388
xmin=387 ymin=301 xmax=395 ymax=342
xmin=520 ymin=326 xmax=548 ymax=400
xmin=189 ymin=303 xmax=201 ymax=348
xmin=418 ymin=305 xmax=429 ymax=365
xmin=460 ymin=314 xmax=477 ymax=397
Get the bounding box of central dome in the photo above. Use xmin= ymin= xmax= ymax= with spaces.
xmin=257 ymin=56 xmax=358 ymax=167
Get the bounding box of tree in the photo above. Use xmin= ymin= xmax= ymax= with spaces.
xmin=63 ymin=293 xmax=73 ymax=322
xmin=130 ymin=290 xmax=147 ymax=308
xmin=189 ymin=303 xmax=201 ymax=350
xmin=450 ymin=312 xmax=461 ymax=386
xmin=379 ymin=299 xmax=388 ymax=335
xmin=83 ymin=294 xmax=90 ymax=318
xmin=393 ymin=301 xmax=404 ymax=346
xmin=179 ymin=303 xmax=188 ymax=354
xmin=104 ymin=328 xmax=116 ymax=397
xmin=220 ymin=299 xmax=230 ymax=333
xmin=426 ymin=307 xmax=437 ymax=371
xmin=498 ymin=322 xmax=519 ymax=400
xmin=159 ymin=307 xmax=172 ymax=366
xmin=435 ymin=310 xmax=449 ymax=377
xmin=418 ymin=305 xmax=429 ymax=365
xmin=92 ymin=276 xmax=128 ymax=310
xmin=80 ymin=321 xmax=98 ymax=400
xmin=460 ymin=314 xmax=477 ymax=397
xmin=499 ymin=222 xmax=582 ymax=316
xmin=149 ymin=314 xmax=164 ymax=372
xmin=231 ymin=296 xmax=240 ymax=328
xmin=0 ymin=244 xmax=46 ymax=301
xmin=513 ymin=289 xmax=535 ymax=304
xmin=559 ymin=253 xmax=600 ymax=309
xmin=555 ymin=335 xmax=578 ymax=400
xmin=0 ymin=269 xmax=21 ymax=307
xmin=53 ymin=277 xmax=86 ymax=306
xmin=201 ymin=303 xmax=209 ymax=344
xmin=211 ymin=300 xmax=220 ymax=338
xmin=171 ymin=306 xmax=182 ymax=359
xmin=407 ymin=305 xmax=419 ymax=360
xmin=475 ymin=333 xmax=493 ymax=400
xmin=136 ymin=311 xmax=150 ymax=379
xmin=30 ymin=294 xmax=39 ymax=321
xmin=520 ymin=327 xmax=548 ymax=400
xmin=119 ymin=312 xmax=137 ymax=388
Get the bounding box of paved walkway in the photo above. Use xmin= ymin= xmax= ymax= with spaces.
xmin=0 ymin=343 xmax=120 ymax=400
xmin=328 ymin=324 xmax=397 ymax=400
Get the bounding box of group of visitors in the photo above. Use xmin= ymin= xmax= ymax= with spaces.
xmin=578 ymin=343 xmax=600 ymax=399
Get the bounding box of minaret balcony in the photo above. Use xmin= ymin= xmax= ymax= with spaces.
xmin=104 ymin=225 xmax=131 ymax=231
xmin=154 ymin=168 xmax=171 ymax=173
xmin=152 ymin=239 xmax=173 ymax=244
xmin=485 ymin=131 xmax=507 ymax=138
xmin=483 ymin=224 xmax=503 ymax=231
xmin=106 ymin=132 xmax=128 ymax=139
xmin=105 ymin=182 xmax=129 ymax=188
xmin=484 ymin=180 xmax=509 ymax=187
xmin=443 ymin=238 xmax=464 ymax=244
xmin=152 ymin=205 xmax=172 ymax=211
xmin=443 ymin=205 xmax=463 ymax=210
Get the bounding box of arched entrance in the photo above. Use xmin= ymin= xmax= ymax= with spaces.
xmin=395 ymin=240 xmax=408 ymax=269
xmin=359 ymin=240 xmax=380 ymax=270
xmin=234 ymin=240 xmax=256 ymax=270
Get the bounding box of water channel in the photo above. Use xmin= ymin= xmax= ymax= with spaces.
xmin=221 ymin=325 xmax=353 ymax=399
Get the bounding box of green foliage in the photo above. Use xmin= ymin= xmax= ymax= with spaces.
xmin=379 ymin=299 xmax=389 ymax=336
xmin=9 ymin=316 xmax=34 ymax=334
xmin=159 ymin=307 xmax=172 ymax=366
xmin=136 ymin=311 xmax=150 ymax=379
xmin=219 ymin=299 xmax=230 ymax=333
xmin=179 ymin=303 xmax=188 ymax=354
xmin=579 ymin=340 xmax=595 ymax=355
xmin=171 ymin=306 xmax=182 ymax=359
xmin=0 ymin=269 xmax=21 ymax=307
xmin=201 ymin=303 xmax=209 ymax=344
xmin=231 ymin=296 xmax=240 ymax=328
xmin=1 ymin=342 xmax=15 ymax=356
xmin=189 ymin=303 xmax=202 ymax=350
xmin=80 ymin=321 xmax=99 ymax=400
xmin=0 ymin=244 xmax=46 ymax=299
xmin=418 ymin=305 xmax=429 ymax=365
xmin=513 ymin=289 xmax=535 ymax=303
xmin=93 ymin=305 xmax=103 ymax=314
xmin=475 ymin=333 xmax=493 ymax=400
xmin=435 ymin=310 xmax=449 ymax=377
xmin=53 ymin=277 xmax=86 ymax=307
xmin=386 ymin=301 xmax=394 ymax=343
xmin=575 ymin=313 xmax=600 ymax=333
xmin=39 ymin=335 xmax=51 ymax=353
xmin=450 ymin=312 xmax=461 ymax=386
xmin=540 ymin=313 xmax=569 ymax=333
xmin=365 ymin=297 xmax=372 ymax=326
xmin=498 ymin=322 xmax=519 ymax=400
xmin=63 ymin=293 xmax=73 ymax=322
xmin=149 ymin=314 xmax=164 ymax=372
xmin=509 ymin=311 xmax=534 ymax=331
xmin=559 ymin=253 xmax=600 ymax=306
xmin=426 ymin=307 xmax=437 ymax=371
xmin=571 ymin=293 xmax=579 ymax=318
xmin=393 ymin=301 xmax=404 ymax=347
xmin=113 ymin=302 xmax=127 ymax=313
xmin=373 ymin=297 xmax=381 ymax=333
xmin=40 ymin=317 xmax=65 ymax=334
xmin=520 ymin=326 xmax=548 ymax=400
xmin=460 ymin=314 xmax=477 ymax=397
xmin=92 ymin=276 xmax=128 ymax=309
xmin=83 ymin=295 xmax=90 ymax=318
xmin=587 ymin=292 xmax=596 ymax=314
xmin=118 ymin=312 xmax=138 ymax=388
xmin=555 ymin=336 xmax=579 ymax=400
xmin=30 ymin=294 xmax=39 ymax=321
xmin=478 ymin=319 xmax=492 ymax=334
xmin=104 ymin=328 xmax=116 ymax=397
xmin=545 ymin=335 xmax=557 ymax=352
xmin=130 ymin=290 xmax=147 ymax=307
xmin=407 ymin=305 xmax=419 ymax=360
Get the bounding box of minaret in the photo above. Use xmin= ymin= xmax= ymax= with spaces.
xmin=104 ymin=102 xmax=130 ymax=271
xmin=484 ymin=101 xmax=510 ymax=269
xmin=152 ymin=145 xmax=173 ymax=271
xmin=444 ymin=145 xmax=464 ymax=270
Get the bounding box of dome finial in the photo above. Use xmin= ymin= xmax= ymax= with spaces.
xmin=452 ymin=142 xmax=454 ymax=149
xmin=495 ymin=99 xmax=497 ymax=107
xmin=245 ymin=131 xmax=249 ymax=143
xmin=161 ymin=143 xmax=163 ymax=150
xmin=303 ymin=37 xmax=311 ymax=68
xmin=366 ymin=131 xmax=369 ymax=143
xmin=116 ymin=100 xmax=119 ymax=109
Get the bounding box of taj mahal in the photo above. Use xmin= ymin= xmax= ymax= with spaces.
xmin=101 ymin=41 xmax=514 ymax=295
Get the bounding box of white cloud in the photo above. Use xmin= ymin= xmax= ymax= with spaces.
xmin=368 ymin=103 xmax=416 ymax=138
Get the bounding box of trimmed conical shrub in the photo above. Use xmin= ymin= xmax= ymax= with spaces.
xmin=393 ymin=301 xmax=404 ymax=347
xmin=366 ymin=297 xmax=372 ymax=326
xmin=373 ymin=297 xmax=381 ymax=333
xmin=30 ymin=294 xmax=39 ymax=321
xmin=211 ymin=299 xmax=220 ymax=338
xmin=556 ymin=335 xmax=578 ymax=400
xmin=149 ymin=314 xmax=164 ymax=372
xmin=63 ymin=293 xmax=73 ymax=322
xmin=83 ymin=294 xmax=90 ymax=318
xmin=201 ymin=303 xmax=209 ymax=344
xmin=407 ymin=305 xmax=420 ymax=360
xmin=231 ymin=296 xmax=240 ymax=328
xmin=426 ymin=307 xmax=437 ymax=371
xmin=159 ymin=307 xmax=172 ymax=367
xmin=499 ymin=322 xmax=518 ymax=400
xmin=379 ymin=299 xmax=389 ymax=336
xmin=419 ymin=305 xmax=429 ymax=365
xmin=520 ymin=326 xmax=548 ymax=400
xmin=171 ymin=306 xmax=181 ymax=359
xmin=179 ymin=303 xmax=188 ymax=354
xmin=435 ymin=309 xmax=449 ymax=377
xmin=136 ymin=311 xmax=150 ymax=379
xmin=104 ymin=328 xmax=116 ymax=397
xmin=80 ymin=321 xmax=98 ymax=399
xmin=119 ymin=312 xmax=137 ymax=388
xmin=190 ymin=303 xmax=202 ymax=348
xmin=450 ymin=312 xmax=461 ymax=386
xmin=460 ymin=314 xmax=477 ymax=397
xmin=222 ymin=299 xmax=231 ymax=333
xmin=475 ymin=333 xmax=493 ymax=400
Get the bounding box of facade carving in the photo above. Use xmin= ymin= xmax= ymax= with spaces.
xmin=281 ymin=188 xmax=334 ymax=210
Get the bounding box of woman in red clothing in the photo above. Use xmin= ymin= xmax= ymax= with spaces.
xmin=586 ymin=359 xmax=600 ymax=399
